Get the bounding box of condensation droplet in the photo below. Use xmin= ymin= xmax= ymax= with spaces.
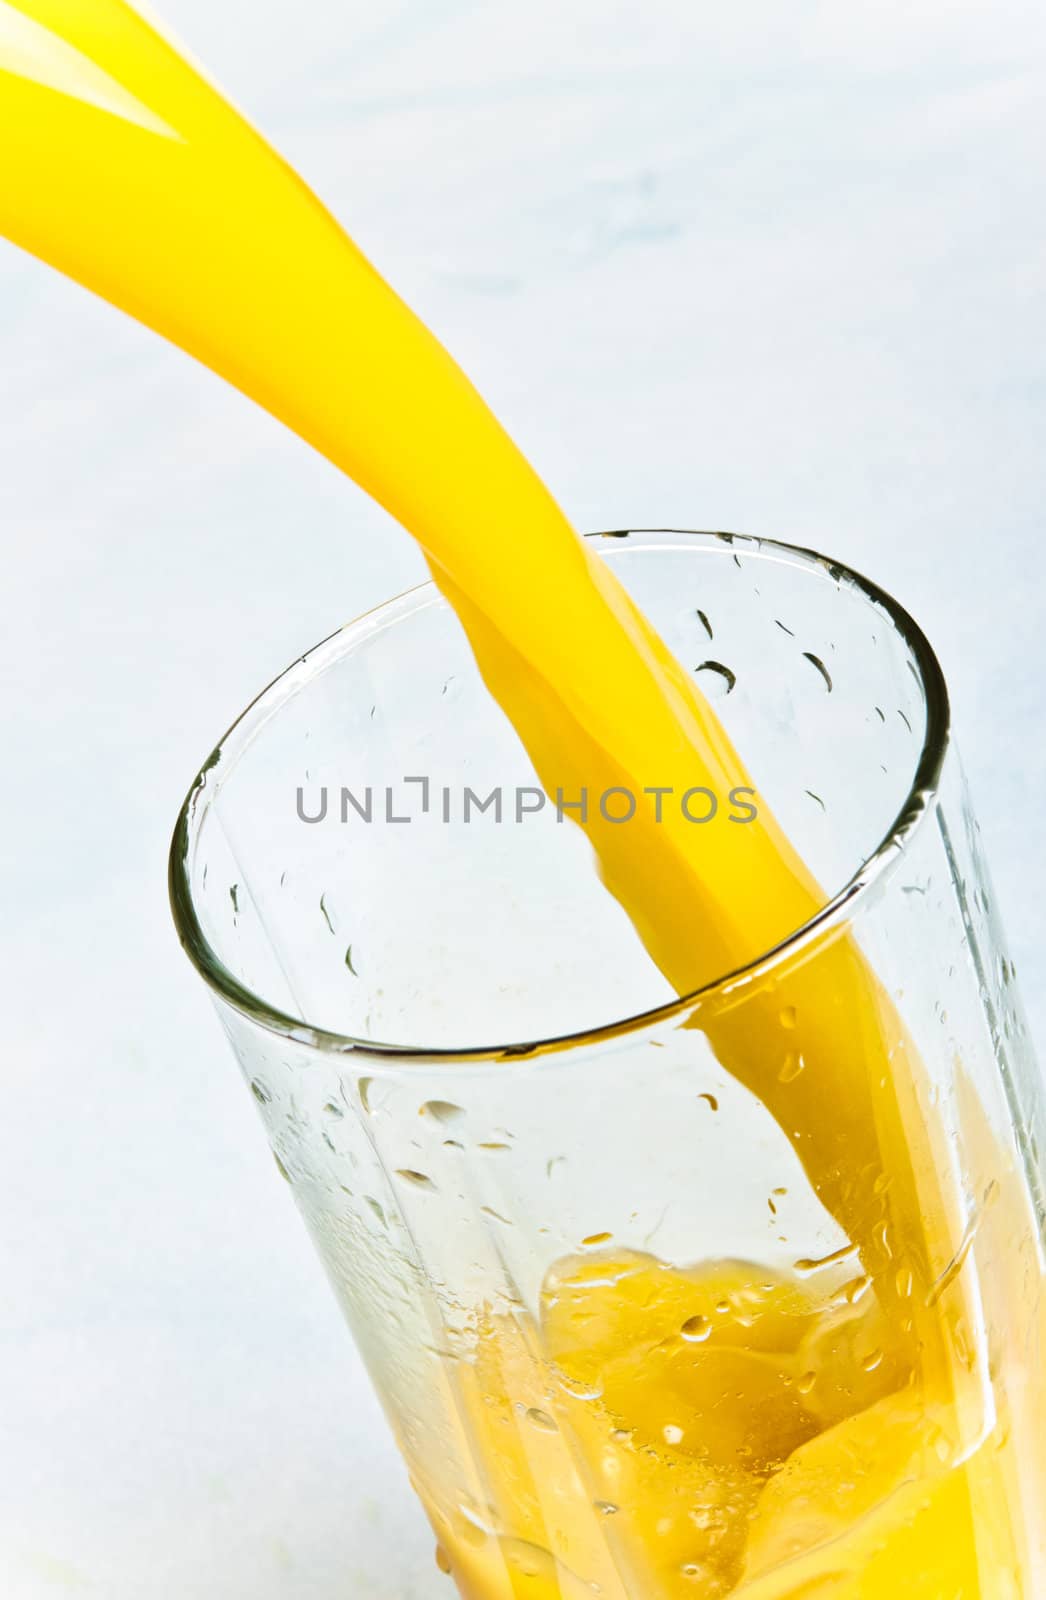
xmin=323 ymin=1100 xmax=344 ymax=1119
xmin=229 ymin=883 xmax=239 ymax=914
xmin=250 ymin=1079 xmax=271 ymax=1105
xmin=696 ymin=608 xmax=713 ymax=640
xmin=525 ymin=1408 xmax=558 ymax=1433
xmin=779 ymin=1005 xmax=797 ymax=1029
xmin=435 ymin=1545 xmax=452 ymax=1575
xmin=273 ymin=1152 xmax=291 ymax=1183
xmin=594 ymin=1500 xmax=619 ymax=1517
xmin=481 ymin=1206 xmax=513 ymax=1226
xmin=802 ymin=652 xmax=834 ymax=692
xmin=778 ymin=1051 xmax=805 ymax=1084
xmin=795 ymin=1242 xmax=860 ymax=1275
xmin=796 ymin=1371 xmax=817 ymax=1396
xmin=420 ymin=1100 xmax=465 ymax=1125
xmin=861 ymin=1348 xmax=884 ymax=1373
xmin=553 ymin=1365 xmax=604 ymax=1402
xmin=681 ymin=1315 xmax=711 ymax=1343
xmin=358 ymin=1077 xmax=374 ymax=1114
xmin=896 ymin=1265 xmax=914 ymax=1298
xmin=396 ymin=1169 xmax=436 ymax=1190
xmin=698 ymin=1092 xmax=719 ymax=1111
xmin=582 ymin=1231 xmax=613 ymax=1247
xmin=663 ymin=1423 xmax=684 ymax=1446
xmin=694 ymin=659 xmax=736 ymax=696
xmin=365 ymin=1197 xmax=386 ymax=1227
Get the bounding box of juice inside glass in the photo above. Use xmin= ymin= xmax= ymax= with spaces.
xmin=171 ymin=530 xmax=1046 ymax=1598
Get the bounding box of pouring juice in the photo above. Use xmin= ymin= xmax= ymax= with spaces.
xmin=3 ymin=5 xmax=1042 ymax=1593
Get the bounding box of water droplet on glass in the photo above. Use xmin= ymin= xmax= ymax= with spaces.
xmin=925 ymin=1195 xmax=990 ymax=1307
xmin=273 ymin=1152 xmax=291 ymax=1183
xmin=594 ymin=1501 xmax=619 ymax=1517
xmin=420 ymin=1100 xmax=465 ymax=1125
xmin=552 ymin=1365 xmax=604 ymax=1402
xmin=582 ymin=1231 xmax=613 ymax=1247
xmin=365 ymin=1197 xmax=386 ymax=1227
xmin=896 ymin=1265 xmax=914 ymax=1298
xmin=694 ymin=659 xmax=736 ymax=696
xmin=698 ymin=1092 xmax=718 ymax=1111
xmin=319 ymin=893 xmax=335 ymax=935
xmin=779 ymin=1005 xmax=797 ymax=1030
xmin=323 ymin=1100 xmax=344 ymax=1119
xmin=435 ymin=1545 xmax=452 ymax=1575
xmin=778 ymin=1051 xmax=805 ymax=1084
xmin=525 ymin=1408 xmax=558 ymax=1433
xmin=358 ymin=1077 xmax=374 ymax=1114
xmin=696 ymin=608 xmax=713 ymax=640
xmin=796 ymin=1371 xmax=816 ymax=1395
xmin=795 ymin=1242 xmax=860 ymax=1275
xmin=663 ymin=1423 xmax=684 ymax=1446
xmin=481 ymin=1206 xmax=513 ymax=1226
xmin=344 ymin=945 xmax=358 ymax=976
xmin=396 ymin=1169 xmax=436 ymax=1190
xmin=681 ymin=1315 xmax=711 ymax=1343
xmin=802 ymin=652 xmax=833 ymax=692
xmin=250 ymin=1079 xmax=272 ymax=1105
xmin=861 ymin=1348 xmax=884 ymax=1373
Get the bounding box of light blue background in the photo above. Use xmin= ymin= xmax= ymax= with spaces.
xmin=2 ymin=1 xmax=1045 ymax=1593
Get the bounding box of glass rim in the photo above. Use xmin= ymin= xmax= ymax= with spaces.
xmin=168 ymin=528 xmax=951 ymax=1065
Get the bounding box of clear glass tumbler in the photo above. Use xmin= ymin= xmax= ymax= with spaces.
xmin=170 ymin=530 xmax=1046 ymax=1599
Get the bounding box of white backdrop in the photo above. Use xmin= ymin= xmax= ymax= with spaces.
xmin=2 ymin=2 xmax=1045 ymax=1594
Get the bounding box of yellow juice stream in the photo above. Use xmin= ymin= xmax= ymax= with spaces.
xmin=0 ymin=4 xmax=1038 ymax=1595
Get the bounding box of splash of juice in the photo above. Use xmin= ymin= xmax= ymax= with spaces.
xmin=0 ymin=4 xmax=1037 ymax=1595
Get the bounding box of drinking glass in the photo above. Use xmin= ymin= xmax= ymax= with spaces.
xmin=170 ymin=529 xmax=1046 ymax=1598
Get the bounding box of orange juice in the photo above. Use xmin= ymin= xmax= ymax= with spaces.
xmin=0 ymin=5 xmax=1036 ymax=1593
